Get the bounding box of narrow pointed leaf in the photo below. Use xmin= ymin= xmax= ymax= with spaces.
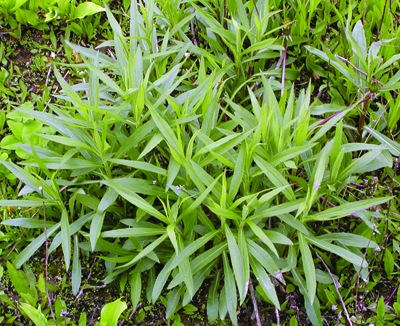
xmin=299 ymin=233 xmax=316 ymax=303
xmin=306 ymin=197 xmax=391 ymax=221
xmin=224 ymin=224 xmax=245 ymax=302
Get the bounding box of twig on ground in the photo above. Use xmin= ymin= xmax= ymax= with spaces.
xmin=386 ymin=284 xmax=399 ymax=305
xmin=321 ymin=196 xmax=360 ymax=219
xmin=249 ymin=280 xmax=262 ymax=326
xmin=190 ymin=20 xmax=198 ymax=47
xmin=41 ymin=186 xmax=57 ymax=324
xmin=4 ymin=229 xmax=26 ymax=261
xmin=43 ymin=70 xmax=69 ymax=112
xmin=120 ymin=302 xmax=143 ymax=326
xmin=275 ymin=307 xmax=280 ymax=326
xmin=75 ymin=257 xmax=100 ymax=301
xmin=313 ymin=249 xmax=353 ymax=326
xmin=335 ymin=55 xmax=368 ymax=77
xmin=45 ymin=65 xmax=52 ymax=86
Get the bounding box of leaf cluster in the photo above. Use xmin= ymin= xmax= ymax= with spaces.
xmin=1 ymin=0 xmax=400 ymax=325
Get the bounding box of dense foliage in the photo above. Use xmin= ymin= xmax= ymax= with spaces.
xmin=1 ymin=0 xmax=400 ymax=325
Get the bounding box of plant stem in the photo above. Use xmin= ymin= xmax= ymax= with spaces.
xmin=41 ymin=187 xmax=57 ymax=324
xmin=249 ymin=280 xmax=261 ymax=326
xmin=314 ymin=249 xmax=353 ymax=326
xmin=357 ymin=100 xmax=368 ymax=142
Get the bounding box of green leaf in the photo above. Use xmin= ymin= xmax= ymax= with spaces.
xmin=118 ymin=233 xmax=168 ymax=269
xmin=237 ymin=227 xmax=249 ymax=304
xmin=138 ymin=134 xmax=164 ymax=160
xmin=37 ymin=134 xmax=96 ymax=153
xmin=207 ymin=270 xmax=220 ymax=323
xmin=228 ymin=142 xmax=246 ymax=200
xmin=108 ymin=178 xmax=172 ymax=198
xmin=49 ymin=212 xmax=93 ymax=254
xmin=166 ymin=287 xmax=182 ymax=319
xmin=264 ymin=230 xmax=293 ymax=245
xmin=305 ymin=46 xmax=357 ymax=86
xmin=249 ymin=256 xmax=280 ymax=309
xmin=222 ymin=251 xmax=238 ymax=326
xmin=90 ymin=188 xmax=118 ymax=251
xmin=115 ymin=121 xmax=155 ymax=160
xmin=99 ymin=298 xmax=127 ymax=326
xmin=299 ymin=233 xmax=316 ymax=303
xmin=168 ymin=229 xmax=194 ymax=299
xmin=169 ymin=243 xmax=228 ymax=289
xmin=72 ymin=235 xmax=81 ymax=295
xmin=61 ymin=209 xmax=71 ymax=271
xmin=65 ymin=41 xmax=115 ymax=66
xmin=305 ymin=236 xmax=367 ymax=267
xmin=0 ymin=160 xmax=42 ymax=194
xmin=71 ymin=2 xmax=105 ymax=20
xmin=384 ymin=249 xmax=394 ymax=278
xmin=82 ymin=56 xmax=124 ymax=96
xmin=7 ymin=262 xmax=34 ymax=298
xmin=14 ymin=223 xmax=61 ymax=268
xmin=375 ymin=54 xmax=400 ymax=76
xmin=309 ymin=110 xmax=350 ymax=143
xmin=19 ymin=303 xmax=48 ymax=326
xmin=306 ymin=197 xmax=392 ymax=221
xmin=247 ymin=239 xmax=279 ymax=276
xmin=337 ymin=150 xmax=382 ymax=181
xmin=194 ymin=129 xmax=254 ymax=160
xmin=269 ymin=143 xmax=317 ymax=167
xmin=257 ymin=186 xmax=290 ymax=204
xmin=2 ymin=218 xmax=56 ymax=228
xmin=147 ymin=102 xmax=182 ymax=159
xmin=101 ymin=227 xmax=166 ymax=238
xmin=21 ymin=158 xmax=102 ymax=170
xmin=130 ymin=272 xmax=141 ymax=310
xmin=254 ymin=154 xmax=296 ymax=201
xmin=79 ymin=312 xmax=87 ymax=326
xmin=291 ymin=268 xmax=322 ymax=326
xmin=168 ymin=230 xmax=220 ymax=271
xmin=104 ymin=177 xmax=168 ymax=224
xmin=246 ymin=220 xmax=279 ymax=257
xmin=290 ymin=316 xmax=299 ymax=326
xmin=365 ymin=126 xmax=400 ymax=156
xmin=377 ymin=297 xmax=385 ymax=320
xmin=250 ymin=199 xmax=304 ymax=221
xmin=152 ymin=254 xmax=176 ymax=302
xmin=208 ymin=206 xmax=241 ymax=220
xmin=178 ymin=174 xmax=222 ymax=222
xmin=317 ymin=233 xmax=378 ymax=248
xmin=224 ymin=225 xmax=245 ymax=303
xmin=10 ymin=0 xmax=29 ymax=12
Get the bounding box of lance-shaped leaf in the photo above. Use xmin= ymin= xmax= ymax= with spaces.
xmin=61 ymin=209 xmax=71 ymax=271
xmin=306 ymin=197 xmax=392 ymax=221
xmin=299 ymin=233 xmax=316 ymax=304
xmin=247 ymin=220 xmax=279 ymax=257
xmin=104 ymin=177 xmax=168 ymax=223
xmin=90 ymin=188 xmax=119 ymax=251
xmin=2 ymin=218 xmax=56 ymax=228
xmin=14 ymin=223 xmax=61 ymax=268
xmin=118 ymin=233 xmax=168 ymax=269
xmin=224 ymin=225 xmax=246 ymax=303
xmin=249 ymin=256 xmax=280 ymax=309
xmin=306 ymin=235 xmax=367 ymax=267
xmin=254 ymin=154 xmax=296 ymax=201
xmin=72 ymin=235 xmax=81 ymax=295
xmin=365 ymin=126 xmax=400 ymax=156
xmin=223 ymin=251 xmax=238 ymax=326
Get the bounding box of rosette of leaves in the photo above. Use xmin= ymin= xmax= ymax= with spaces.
xmin=0 ymin=2 xmax=393 ymax=326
